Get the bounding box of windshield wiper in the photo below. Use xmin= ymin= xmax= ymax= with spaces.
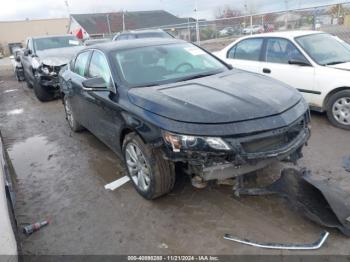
xmin=133 ymin=83 xmax=161 ymax=88
xmin=324 ymin=61 xmax=349 ymax=66
xmin=179 ymin=72 xmax=218 ymax=82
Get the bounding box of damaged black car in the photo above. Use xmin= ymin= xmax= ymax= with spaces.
xmin=20 ymin=35 xmax=84 ymax=101
xmin=59 ymin=38 xmax=311 ymax=200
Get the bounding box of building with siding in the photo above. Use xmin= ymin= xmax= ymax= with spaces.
xmin=0 ymin=18 xmax=69 ymax=56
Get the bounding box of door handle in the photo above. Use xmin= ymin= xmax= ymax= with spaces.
xmin=263 ymin=68 xmax=271 ymax=74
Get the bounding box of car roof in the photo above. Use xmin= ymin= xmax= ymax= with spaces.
xmin=118 ymin=29 xmax=166 ymax=35
xmin=32 ymin=35 xmax=77 ymax=40
xmin=84 ymin=38 xmax=186 ymax=53
xmin=239 ymin=30 xmax=322 ymax=40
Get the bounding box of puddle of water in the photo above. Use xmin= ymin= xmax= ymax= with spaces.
xmin=6 ymin=108 xmax=23 ymax=116
xmin=8 ymin=135 xmax=58 ymax=178
xmin=2 ymin=89 xmax=18 ymax=94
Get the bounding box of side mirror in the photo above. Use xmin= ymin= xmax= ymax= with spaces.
xmin=288 ymin=59 xmax=311 ymax=67
xmin=226 ymin=63 xmax=233 ymax=70
xmin=23 ymin=49 xmax=32 ymax=56
xmin=82 ymin=77 xmax=107 ymax=91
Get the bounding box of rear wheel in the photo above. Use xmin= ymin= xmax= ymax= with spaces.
xmin=63 ymin=96 xmax=84 ymax=132
xmin=326 ymin=90 xmax=350 ymax=130
xmin=122 ymin=133 xmax=175 ymax=200
xmin=33 ymin=76 xmax=55 ymax=102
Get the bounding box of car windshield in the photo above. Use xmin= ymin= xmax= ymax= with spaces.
xmin=296 ymin=33 xmax=350 ymax=65
xmin=112 ymin=43 xmax=227 ymax=87
xmin=34 ymin=36 xmax=82 ymax=51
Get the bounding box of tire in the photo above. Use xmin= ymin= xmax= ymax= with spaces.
xmin=33 ymin=76 xmax=55 ymax=102
xmin=122 ymin=133 xmax=175 ymax=200
xmin=63 ymin=96 xmax=84 ymax=132
xmin=326 ymin=90 xmax=350 ymax=130
xmin=23 ymin=71 xmax=33 ymax=88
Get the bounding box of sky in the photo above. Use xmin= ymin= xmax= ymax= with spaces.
xmin=0 ymin=0 xmax=347 ymax=21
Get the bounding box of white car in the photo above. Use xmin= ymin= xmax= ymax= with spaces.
xmin=214 ymin=31 xmax=350 ymax=129
xmin=242 ymin=25 xmax=263 ymax=35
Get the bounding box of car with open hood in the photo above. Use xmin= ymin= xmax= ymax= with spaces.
xmin=59 ymin=38 xmax=310 ymax=200
xmin=20 ymin=35 xmax=84 ymax=101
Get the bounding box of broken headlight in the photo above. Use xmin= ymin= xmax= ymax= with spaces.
xmin=39 ymin=64 xmax=56 ymax=76
xmin=31 ymin=57 xmax=41 ymax=69
xmin=162 ymin=131 xmax=231 ymax=152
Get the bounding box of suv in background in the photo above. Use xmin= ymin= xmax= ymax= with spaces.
xmin=20 ymin=35 xmax=83 ymax=102
xmin=113 ymin=29 xmax=174 ymax=41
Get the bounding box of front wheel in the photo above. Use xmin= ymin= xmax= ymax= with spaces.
xmin=33 ymin=77 xmax=55 ymax=102
xmin=122 ymin=133 xmax=175 ymax=200
xmin=326 ymin=90 xmax=350 ymax=130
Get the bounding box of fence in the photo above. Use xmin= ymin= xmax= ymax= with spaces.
xmin=135 ymin=2 xmax=350 ymax=46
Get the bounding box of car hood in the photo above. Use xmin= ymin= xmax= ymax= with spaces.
xmin=328 ymin=62 xmax=350 ymax=71
xmin=36 ymin=46 xmax=84 ymax=67
xmin=128 ymin=70 xmax=302 ymax=124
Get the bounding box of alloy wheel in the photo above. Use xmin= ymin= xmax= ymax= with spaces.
xmin=332 ymin=97 xmax=350 ymax=126
xmin=125 ymin=143 xmax=151 ymax=192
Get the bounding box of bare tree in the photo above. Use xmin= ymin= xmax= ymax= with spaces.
xmin=215 ymin=5 xmax=242 ymax=19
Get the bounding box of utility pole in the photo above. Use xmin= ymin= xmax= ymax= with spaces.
xmin=187 ymin=17 xmax=191 ymax=41
xmin=122 ymin=10 xmax=126 ymax=31
xmin=244 ymin=0 xmax=248 ymax=28
xmin=285 ymin=0 xmax=289 ymax=29
xmin=64 ymin=0 xmax=70 ymax=17
xmin=107 ymin=14 xmax=112 ymax=36
xmin=194 ymin=0 xmax=200 ymax=44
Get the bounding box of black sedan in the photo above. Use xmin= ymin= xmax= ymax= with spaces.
xmin=59 ymin=38 xmax=310 ymax=199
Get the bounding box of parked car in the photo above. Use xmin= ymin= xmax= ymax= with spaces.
xmin=20 ymin=35 xmax=84 ymax=102
xmin=219 ymin=26 xmax=242 ymax=36
xmin=59 ymin=38 xmax=310 ymax=200
xmin=113 ymin=29 xmax=174 ymax=41
xmin=242 ymin=25 xmax=264 ymax=35
xmin=214 ymin=31 xmax=350 ymax=129
xmin=10 ymin=48 xmax=24 ymax=81
xmin=84 ymin=38 xmax=111 ymax=46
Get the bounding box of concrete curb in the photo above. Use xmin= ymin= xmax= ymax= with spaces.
xmin=0 ymin=131 xmax=18 ymax=258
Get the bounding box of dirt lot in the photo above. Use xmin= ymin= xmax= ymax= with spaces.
xmin=0 ymin=63 xmax=350 ymax=256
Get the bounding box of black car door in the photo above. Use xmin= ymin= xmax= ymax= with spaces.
xmin=69 ymin=50 xmax=92 ymax=128
xmin=83 ymin=50 xmax=123 ymax=152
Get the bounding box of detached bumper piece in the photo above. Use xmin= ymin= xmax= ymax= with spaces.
xmin=237 ymin=168 xmax=350 ymax=237
xmin=224 ymin=231 xmax=329 ymax=250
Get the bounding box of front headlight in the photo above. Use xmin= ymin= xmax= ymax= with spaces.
xmin=31 ymin=57 xmax=41 ymax=69
xmin=41 ymin=65 xmax=50 ymax=75
xmin=162 ymin=131 xmax=231 ymax=152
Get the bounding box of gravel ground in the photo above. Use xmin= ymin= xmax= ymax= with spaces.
xmin=0 ymin=62 xmax=350 ymax=256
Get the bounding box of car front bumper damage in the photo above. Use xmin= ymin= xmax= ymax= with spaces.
xmin=164 ymin=114 xmax=310 ymax=181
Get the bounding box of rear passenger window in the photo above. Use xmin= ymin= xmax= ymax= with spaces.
xmin=228 ymin=38 xmax=263 ymax=61
xmin=117 ymin=34 xmax=135 ymax=40
xmin=73 ymin=51 xmax=90 ymax=77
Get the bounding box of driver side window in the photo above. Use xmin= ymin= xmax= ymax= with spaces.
xmin=87 ymin=51 xmax=112 ymax=88
xmin=27 ymin=39 xmax=33 ymax=52
xmin=265 ymin=38 xmax=308 ymax=64
xmin=73 ymin=51 xmax=90 ymax=77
